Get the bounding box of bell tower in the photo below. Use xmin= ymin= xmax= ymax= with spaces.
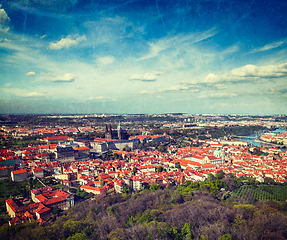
xmin=117 ymin=122 xmax=122 ymax=140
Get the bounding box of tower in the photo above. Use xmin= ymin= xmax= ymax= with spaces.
xmin=117 ymin=122 xmax=122 ymax=140
xmin=105 ymin=124 xmax=112 ymax=139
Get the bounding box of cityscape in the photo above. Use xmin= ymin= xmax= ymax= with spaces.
xmin=0 ymin=113 xmax=287 ymax=239
xmin=1 ymin=0 xmax=287 ymax=239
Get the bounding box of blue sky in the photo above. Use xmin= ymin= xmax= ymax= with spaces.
xmin=0 ymin=0 xmax=287 ymax=114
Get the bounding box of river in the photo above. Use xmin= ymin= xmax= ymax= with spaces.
xmin=234 ymin=128 xmax=286 ymax=147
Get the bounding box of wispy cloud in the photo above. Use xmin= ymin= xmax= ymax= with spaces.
xmin=129 ymin=71 xmax=164 ymax=81
xmin=137 ymin=41 xmax=167 ymax=61
xmin=198 ymin=93 xmax=237 ymax=99
xmin=138 ymin=27 xmax=218 ymax=61
xmin=171 ymin=98 xmax=193 ymax=102
xmin=96 ymin=56 xmax=115 ymax=66
xmin=45 ymin=73 xmax=77 ymax=82
xmin=258 ymin=101 xmax=274 ymax=106
xmin=159 ymin=84 xmax=199 ymax=93
xmin=17 ymin=91 xmax=48 ymax=98
xmin=248 ymin=40 xmax=287 ymax=54
xmin=26 ymin=71 xmax=36 ymax=76
xmin=87 ymin=96 xmax=115 ymax=101
xmin=0 ymin=38 xmax=9 ymax=43
xmin=202 ymin=62 xmax=287 ymax=83
xmin=49 ymin=35 xmax=86 ymax=50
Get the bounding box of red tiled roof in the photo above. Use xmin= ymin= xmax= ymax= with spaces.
xmin=12 ymin=169 xmax=27 ymax=175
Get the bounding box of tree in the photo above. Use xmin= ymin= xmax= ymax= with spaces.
xmin=218 ymin=234 xmax=232 ymax=240
xmin=52 ymin=206 xmax=61 ymax=216
xmin=181 ymin=223 xmax=192 ymax=240
xmin=207 ymin=173 xmax=216 ymax=181
xmin=66 ymin=232 xmax=89 ymax=240
xmin=122 ymin=186 xmax=130 ymax=194
xmin=132 ymin=167 xmax=137 ymax=174
xmin=216 ymin=170 xmax=225 ymax=180
xmin=157 ymin=166 xmax=164 ymax=173
xmin=157 ymin=145 xmax=166 ymax=152
xmin=29 ymin=177 xmax=33 ymax=189
xmin=150 ymin=184 xmax=161 ymax=192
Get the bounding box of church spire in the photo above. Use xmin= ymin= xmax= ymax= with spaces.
xmin=117 ymin=121 xmax=122 ymax=140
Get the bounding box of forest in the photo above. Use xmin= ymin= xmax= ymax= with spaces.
xmin=1 ymin=173 xmax=287 ymax=240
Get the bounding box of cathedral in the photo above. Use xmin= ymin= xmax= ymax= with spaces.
xmin=105 ymin=122 xmax=129 ymax=140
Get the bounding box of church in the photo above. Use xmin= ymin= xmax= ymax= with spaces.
xmin=105 ymin=122 xmax=129 ymax=140
xmin=91 ymin=123 xmax=139 ymax=152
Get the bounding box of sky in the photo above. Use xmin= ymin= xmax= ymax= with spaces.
xmin=0 ymin=0 xmax=287 ymax=115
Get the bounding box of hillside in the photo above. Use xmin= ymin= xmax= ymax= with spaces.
xmin=1 ymin=174 xmax=287 ymax=240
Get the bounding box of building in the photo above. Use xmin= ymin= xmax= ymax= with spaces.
xmin=41 ymin=136 xmax=74 ymax=144
xmin=6 ymin=198 xmax=40 ymax=219
xmin=80 ymin=185 xmax=104 ymax=195
xmin=56 ymin=146 xmax=75 ymax=162
xmin=74 ymin=146 xmax=90 ymax=160
xmin=114 ymin=178 xmax=126 ymax=193
xmin=11 ymin=169 xmax=28 ymax=182
xmin=6 ymin=186 xmax=74 ymax=225
xmin=32 ymin=167 xmax=44 ymax=178
xmin=31 ymin=186 xmax=74 ymax=210
xmin=105 ymin=123 xmax=129 ymax=140
xmin=91 ymin=138 xmax=140 ymax=152
xmin=0 ymin=166 xmax=14 ymax=177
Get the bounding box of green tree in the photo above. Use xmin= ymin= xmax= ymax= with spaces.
xmin=122 ymin=186 xmax=130 ymax=194
xmin=216 ymin=170 xmax=225 ymax=180
xmin=218 ymin=234 xmax=232 ymax=240
xmin=181 ymin=223 xmax=192 ymax=239
xmin=66 ymin=232 xmax=89 ymax=240
xmin=158 ymin=145 xmax=166 ymax=152
xmin=207 ymin=173 xmax=216 ymax=181
xmin=132 ymin=167 xmax=137 ymax=174
xmin=150 ymin=184 xmax=161 ymax=192
xmin=52 ymin=206 xmax=61 ymax=216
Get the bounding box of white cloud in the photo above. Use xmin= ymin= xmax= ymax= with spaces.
xmin=138 ymin=27 xmax=218 ymax=61
xmin=87 ymin=96 xmax=115 ymax=101
xmin=198 ymin=93 xmax=237 ymax=99
xmin=49 ymin=35 xmax=86 ymax=50
xmin=214 ymin=84 xmax=227 ymax=89
xmin=172 ymin=98 xmax=193 ymax=102
xmin=96 ymin=56 xmax=115 ymax=66
xmin=258 ymin=101 xmax=274 ymax=106
xmin=0 ymin=38 xmax=9 ymax=43
xmin=130 ymin=71 xmax=164 ymax=81
xmin=26 ymin=71 xmax=36 ymax=76
xmin=249 ymin=40 xmax=287 ymax=54
xmin=140 ymin=90 xmax=150 ymax=94
xmin=159 ymin=85 xmax=189 ymax=92
xmin=138 ymin=42 xmax=167 ymax=61
xmin=40 ymin=34 xmax=47 ymax=39
xmin=153 ymin=71 xmax=165 ymax=75
xmin=0 ymin=5 xmax=10 ymax=33
xmin=203 ymin=62 xmax=287 ymax=83
xmin=48 ymin=73 xmax=76 ymax=82
xmin=159 ymin=84 xmax=199 ymax=93
xmin=17 ymin=91 xmax=48 ymax=98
